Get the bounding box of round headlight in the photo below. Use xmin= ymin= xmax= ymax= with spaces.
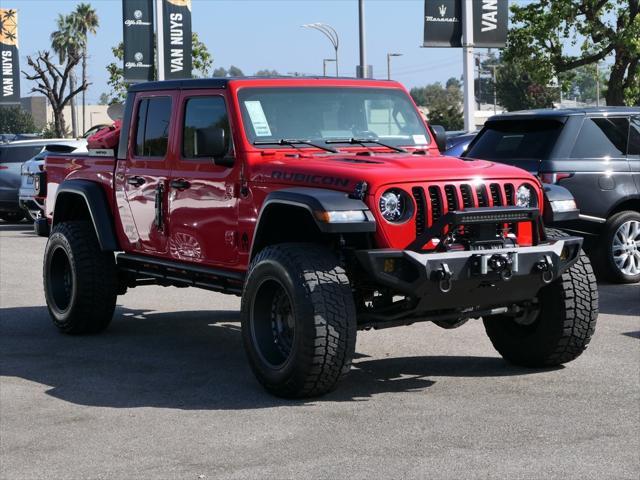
xmin=516 ymin=184 xmax=537 ymax=207
xmin=379 ymin=189 xmax=412 ymax=223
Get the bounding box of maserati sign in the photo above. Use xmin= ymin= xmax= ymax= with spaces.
xmin=423 ymin=0 xmax=462 ymax=47
xmin=423 ymin=0 xmax=508 ymax=48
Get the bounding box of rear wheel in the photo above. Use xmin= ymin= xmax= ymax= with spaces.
xmin=26 ymin=209 xmax=42 ymax=222
xmin=0 ymin=211 xmax=25 ymax=223
xmin=43 ymin=221 xmax=117 ymax=334
xmin=597 ymin=211 xmax=640 ymax=284
xmin=241 ymin=244 xmax=357 ymax=398
xmin=484 ymin=230 xmax=598 ymax=367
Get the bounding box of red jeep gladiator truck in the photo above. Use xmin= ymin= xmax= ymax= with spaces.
xmin=38 ymin=77 xmax=598 ymax=398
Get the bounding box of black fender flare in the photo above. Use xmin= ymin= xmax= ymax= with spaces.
xmin=250 ymin=187 xmax=376 ymax=258
xmin=53 ymin=179 xmax=119 ymax=251
xmin=542 ymin=183 xmax=580 ymax=224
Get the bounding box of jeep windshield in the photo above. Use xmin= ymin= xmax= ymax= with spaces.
xmin=238 ymin=87 xmax=430 ymax=149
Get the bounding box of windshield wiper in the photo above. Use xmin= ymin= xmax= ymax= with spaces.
xmin=325 ymin=137 xmax=407 ymax=153
xmin=253 ymin=139 xmax=337 ymax=153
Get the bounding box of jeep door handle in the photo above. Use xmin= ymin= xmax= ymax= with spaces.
xmin=170 ymin=179 xmax=191 ymax=190
xmin=127 ymin=176 xmax=145 ymax=187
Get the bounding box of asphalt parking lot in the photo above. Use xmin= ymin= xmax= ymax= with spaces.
xmin=1 ymin=222 xmax=639 ymax=480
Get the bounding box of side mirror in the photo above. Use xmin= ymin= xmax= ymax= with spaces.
xmin=430 ymin=125 xmax=447 ymax=153
xmin=195 ymin=127 xmax=234 ymax=166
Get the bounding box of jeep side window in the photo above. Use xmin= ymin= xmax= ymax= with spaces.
xmin=134 ymin=96 xmax=172 ymax=157
xmin=570 ymin=117 xmax=629 ymax=158
xmin=182 ymin=96 xmax=230 ymax=159
xmin=629 ymin=116 xmax=640 ymax=155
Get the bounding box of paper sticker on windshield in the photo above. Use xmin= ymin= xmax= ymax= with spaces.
xmin=245 ymin=101 xmax=272 ymax=137
xmin=412 ymin=134 xmax=428 ymax=145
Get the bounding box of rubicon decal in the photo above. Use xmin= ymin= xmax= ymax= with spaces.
xmin=271 ymin=171 xmax=350 ymax=188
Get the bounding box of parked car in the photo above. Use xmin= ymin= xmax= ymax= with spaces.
xmin=464 ymin=107 xmax=640 ymax=283
xmin=0 ymin=139 xmax=80 ymax=223
xmin=18 ymin=140 xmax=87 ymax=220
xmin=445 ymin=132 xmax=476 ymax=157
xmin=38 ymin=77 xmax=597 ymax=398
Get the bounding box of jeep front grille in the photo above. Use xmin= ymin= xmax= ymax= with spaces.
xmin=413 ymin=181 xmax=526 ymax=236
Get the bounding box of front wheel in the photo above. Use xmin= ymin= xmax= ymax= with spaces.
xmin=241 ymin=244 xmax=357 ymax=398
xmin=484 ymin=251 xmax=598 ymax=367
xmin=43 ymin=221 xmax=118 ymax=334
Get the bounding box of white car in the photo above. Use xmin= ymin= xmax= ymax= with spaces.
xmin=18 ymin=140 xmax=87 ymax=221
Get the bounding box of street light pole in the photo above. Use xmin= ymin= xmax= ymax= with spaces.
xmin=302 ymin=23 xmax=339 ymax=76
xmin=462 ymin=0 xmax=475 ymax=132
xmin=386 ymin=53 xmax=402 ymax=80
xmin=595 ymin=62 xmax=600 ymax=107
xmin=358 ymin=0 xmax=367 ymax=78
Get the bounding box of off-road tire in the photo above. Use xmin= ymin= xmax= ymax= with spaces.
xmin=241 ymin=244 xmax=357 ymax=398
xmin=483 ymin=229 xmax=598 ymax=367
xmin=43 ymin=221 xmax=117 ymax=334
xmin=596 ymin=210 xmax=640 ymax=284
xmin=0 ymin=211 xmax=25 ymax=223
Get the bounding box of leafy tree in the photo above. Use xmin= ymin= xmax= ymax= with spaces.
xmin=496 ymin=60 xmax=557 ymax=111
xmin=565 ymin=64 xmax=608 ymax=103
xmin=213 ymin=65 xmax=245 ymax=77
xmin=192 ymin=32 xmax=212 ymax=77
xmin=505 ymin=0 xmax=640 ymax=106
xmin=22 ymin=50 xmax=85 ymax=137
xmin=98 ymin=92 xmax=110 ymax=105
xmin=255 ymin=69 xmax=280 ymax=77
xmin=0 ymin=106 xmax=37 ymax=134
xmin=51 ymin=13 xmax=84 ymax=136
xmin=104 ymin=33 xmax=213 ymax=104
xmin=410 ymin=78 xmax=463 ymax=130
xmin=70 ymin=3 xmax=99 ymax=133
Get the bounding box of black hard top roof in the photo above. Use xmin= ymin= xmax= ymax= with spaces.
xmin=488 ymin=106 xmax=640 ymax=122
xmin=127 ymin=76 xmax=394 ymax=93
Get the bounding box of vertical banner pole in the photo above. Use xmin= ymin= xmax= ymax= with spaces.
xmin=155 ymin=0 xmax=165 ymax=81
xmin=462 ymin=0 xmax=475 ymax=132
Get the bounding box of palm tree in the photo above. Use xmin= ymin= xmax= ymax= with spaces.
xmin=72 ymin=3 xmax=99 ymax=133
xmin=51 ymin=14 xmax=82 ymax=137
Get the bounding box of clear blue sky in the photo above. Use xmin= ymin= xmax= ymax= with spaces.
xmin=12 ymin=0 xmax=484 ymax=103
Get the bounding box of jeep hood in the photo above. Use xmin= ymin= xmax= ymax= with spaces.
xmin=250 ymin=152 xmax=536 ymax=193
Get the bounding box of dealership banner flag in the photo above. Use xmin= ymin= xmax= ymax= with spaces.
xmin=163 ymin=0 xmax=192 ymax=79
xmin=0 ymin=8 xmax=20 ymax=104
xmin=473 ymin=0 xmax=508 ymax=48
xmin=123 ymin=0 xmax=154 ymax=82
xmin=423 ymin=0 xmax=462 ymax=48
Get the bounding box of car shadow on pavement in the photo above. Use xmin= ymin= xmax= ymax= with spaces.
xmin=1 ymin=305 xmax=555 ymax=409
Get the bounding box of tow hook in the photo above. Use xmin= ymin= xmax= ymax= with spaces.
xmin=535 ymin=255 xmax=554 ymax=283
xmin=488 ymin=254 xmax=514 ymax=280
xmin=435 ymin=263 xmax=453 ymax=293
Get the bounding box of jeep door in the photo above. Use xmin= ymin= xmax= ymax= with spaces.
xmin=167 ymin=91 xmax=240 ymax=267
xmin=115 ymin=91 xmax=177 ymax=254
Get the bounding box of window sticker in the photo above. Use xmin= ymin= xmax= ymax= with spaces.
xmin=245 ymin=100 xmax=272 ymax=137
xmin=412 ymin=134 xmax=428 ymax=145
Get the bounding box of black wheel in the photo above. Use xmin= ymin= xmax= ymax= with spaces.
xmin=0 ymin=211 xmax=25 ymax=223
xmin=597 ymin=211 xmax=640 ymax=284
xmin=43 ymin=221 xmax=117 ymax=334
xmin=484 ymin=230 xmax=598 ymax=367
xmin=241 ymin=244 xmax=357 ymax=398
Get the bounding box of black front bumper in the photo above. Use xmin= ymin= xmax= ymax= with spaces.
xmin=355 ymin=236 xmax=582 ymax=314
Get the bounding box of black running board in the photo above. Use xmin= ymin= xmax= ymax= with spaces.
xmin=116 ymin=253 xmax=245 ymax=295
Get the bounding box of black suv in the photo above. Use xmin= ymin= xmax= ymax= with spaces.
xmin=464 ymin=107 xmax=640 ymax=283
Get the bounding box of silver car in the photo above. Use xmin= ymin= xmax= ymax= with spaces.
xmin=18 ymin=140 xmax=87 ymax=221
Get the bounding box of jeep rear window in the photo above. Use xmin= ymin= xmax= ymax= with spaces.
xmin=237 ymin=87 xmax=429 ymax=148
xmin=465 ymin=119 xmax=564 ymax=161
